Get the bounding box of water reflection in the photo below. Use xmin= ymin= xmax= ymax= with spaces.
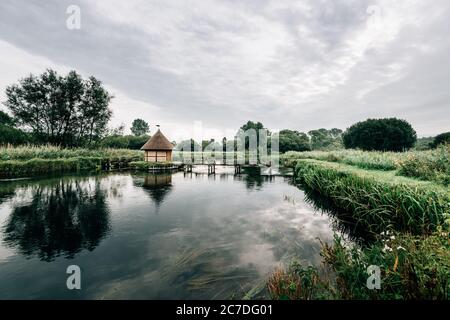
xmin=1 ymin=177 xmax=111 ymax=261
xmin=132 ymin=173 xmax=173 ymax=210
xmin=0 ymin=171 xmax=352 ymax=299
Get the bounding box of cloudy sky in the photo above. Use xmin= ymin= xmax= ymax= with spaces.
xmin=0 ymin=0 xmax=449 ymax=140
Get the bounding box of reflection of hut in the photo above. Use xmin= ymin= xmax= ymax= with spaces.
xmin=141 ymin=128 xmax=174 ymax=162
xmin=142 ymin=174 xmax=173 ymax=208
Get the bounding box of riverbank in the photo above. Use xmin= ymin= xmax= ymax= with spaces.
xmin=268 ymin=149 xmax=450 ymax=300
xmin=0 ymin=145 xmax=144 ymax=178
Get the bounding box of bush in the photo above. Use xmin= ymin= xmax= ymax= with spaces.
xmin=0 ymin=125 xmax=30 ymax=145
xmin=321 ymin=231 xmax=449 ymax=299
xmin=343 ymin=118 xmax=417 ymax=152
xmin=397 ymin=144 xmax=450 ymax=185
xmin=431 ymin=132 xmax=450 ymax=148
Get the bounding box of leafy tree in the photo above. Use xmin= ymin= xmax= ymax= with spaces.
xmin=100 ymin=134 xmax=149 ymax=149
xmin=308 ymin=128 xmax=343 ymax=150
xmin=174 ymin=139 xmax=201 ymax=151
xmin=4 ymin=69 xmax=113 ymax=147
xmin=343 ymin=118 xmax=417 ymax=151
xmin=131 ymin=119 xmax=150 ymax=136
xmin=0 ymin=110 xmax=14 ymax=126
xmin=0 ymin=124 xmax=30 ymax=145
xmin=414 ymin=137 xmax=434 ymax=151
xmin=239 ymin=120 xmax=265 ymax=133
xmin=237 ymin=121 xmax=267 ymax=150
xmin=430 ymin=132 xmax=450 ymax=148
xmin=279 ymin=130 xmax=311 ymax=153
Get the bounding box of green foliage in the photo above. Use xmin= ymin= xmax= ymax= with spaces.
xmin=0 ymin=110 xmax=14 ymax=126
xmin=414 ymin=137 xmax=434 ymax=151
xmin=268 ymin=263 xmax=322 ymax=300
xmin=343 ymin=118 xmax=417 ymax=152
xmin=4 ymin=69 xmax=113 ymax=147
xmin=321 ymin=231 xmax=449 ymax=299
xmin=239 ymin=120 xmax=265 ymax=133
xmin=282 ymin=150 xmax=401 ymax=171
xmin=174 ymin=139 xmax=202 ymax=151
xmin=0 ymin=145 xmax=142 ymax=161
xmin=431 ymin=132 xmax=450 ymax=148
xmin=131 ymin=119 xmax=150 ymax=136
xmin=294 ymin=160 xmax=449 ymax=235
xmin=0 ymin=157 xmax=103 ymax=178
xmin=279 ymin=130 xmax=311 ymax=153
xmin=308 ymin=128 xmax=343 ymax=150
xmin=0 ymin=124 xmax=30 ymax=146
xmin=100 ymin=134 xmax=149 ymax=150
xmin=398 ymin=144 xmax=450 ymax=186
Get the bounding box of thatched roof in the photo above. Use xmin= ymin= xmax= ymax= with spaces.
xmin=141 ymin=129 xmax=174 ymax=150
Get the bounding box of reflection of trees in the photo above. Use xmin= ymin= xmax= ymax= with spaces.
xmin=133 ymin=173 xmax=173 ymax=209
xmin=2 ymin=179 xmax=111 ymax=261
xmin=235 ymin=170 xmax=274 ymax=191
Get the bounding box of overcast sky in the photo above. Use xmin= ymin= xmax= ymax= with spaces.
xmin=0 ymin=0 xmax=449 ymax=140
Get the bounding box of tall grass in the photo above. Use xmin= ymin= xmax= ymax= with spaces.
xmin=398 ymin=144 xmax=450 ymax=186
xmin=283 ymin=147 xmax=450 ymax=185
xmin=282 ymin=150 xmax=401 ymax=171
xmin=268 ymin=231 xmax=449 ymax=300
xmin=0 ymin=145 xmax=144 ymax=178
xmin=294 ymin=160 xmax=449 ymax=235
xmin=0 ymin=145 xmax=142 ymax=161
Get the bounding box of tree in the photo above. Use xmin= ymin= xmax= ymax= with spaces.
xmin=308 ymin=128 xmax=343 ymax=150
xmin=430 ymin=132 xmax=450 ymax=148
xmin=4 ymin=69 xmax=113 ymax=147
xmin=343 ymin=118 xmax=417 ymax=152
xmin=174 ymin=139 xmax=201 ymax=151
xmin=131 ymin=118 xmax=150 ymax=136
xmin=279 ymin=130 xmax=311 ymax=153
xmin=0 ymin=110 xmax=14 ymax=126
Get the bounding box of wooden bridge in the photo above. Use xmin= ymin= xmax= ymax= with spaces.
xmin=183 ymin=161 xmax=273 ymax=175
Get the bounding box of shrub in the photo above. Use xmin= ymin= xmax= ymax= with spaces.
xmin=397 ymin=145 xmax=450 ymax=186
xmin=343 ymin=118 xmax=417 ymax=152
xmin=321 ymin=231 xmax=449 ymax=299
xmin=0 ymin=125 xmax=30 ymax=145
xmin=268 ymin=231 xmax=449 ymax=300
xmin=431 ymin=132 xmax=450 ymax=148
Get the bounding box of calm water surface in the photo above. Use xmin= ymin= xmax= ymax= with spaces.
xmin=0 ymin=169 xmax=344 ymax=299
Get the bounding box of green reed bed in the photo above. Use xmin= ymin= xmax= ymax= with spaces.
xmin=0 ymin=157 xmax=104 ymax=178
xmin=0 ymin=145 xmax=143 ymax=161
xmin=294 ymin=159 xmax=449 ymax=235
xmin=0 ymin=145 xmax=144 ymax=178
xmin=282 ymin=150 xmax=402 ymax=171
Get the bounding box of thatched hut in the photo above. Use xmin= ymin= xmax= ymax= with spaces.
xmin=141 ymin=128 xmax=174 ymax=162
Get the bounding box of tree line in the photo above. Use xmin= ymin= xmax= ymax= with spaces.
xmin=1 ymin=70 xmax=449 ymax=152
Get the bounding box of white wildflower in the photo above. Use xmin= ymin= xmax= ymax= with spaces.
xmin=397 ymin=246 xmax=406 ymax=251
